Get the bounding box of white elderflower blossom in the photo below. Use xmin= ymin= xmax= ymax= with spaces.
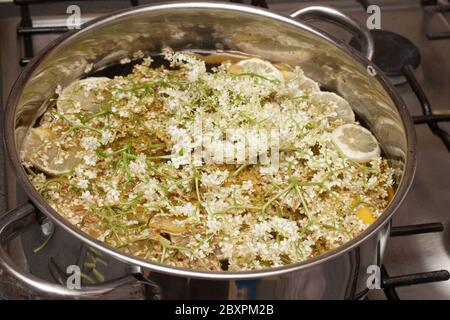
xmin=80 ymin=136 xmax=99 ymax=150
xmin=251 ymin=221 xmax=271 ymax=238
xmin=26 ymin=50 xmax=394 ymax=272
xmin=100 ymin=130 xmax=115 ymax=145
xmin=76 ymin=178 xmax=89 ymax=189
xmin=201 ymin=169 xmax=229 ymax=188
xmin=105 ymin=188 xmax=120 ymax=205
xmin=172 ymin=202 xmax=196 ymax=217
xmin=83 ymin=152 xmax=97 ymax=166
xmin=129 ymin=153 xmax=147 ymax=179
xmin=81 ymin=191 xmax=94 ymax=203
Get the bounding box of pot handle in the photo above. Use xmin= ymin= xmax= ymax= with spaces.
xmin=0 ymin=203 xmax=148 ymax=299
xmin=290 ymin=6 xmax=374 ymax=61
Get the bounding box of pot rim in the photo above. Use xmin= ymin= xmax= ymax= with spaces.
xmin=4 ymin=2 xmax=417 ymax=280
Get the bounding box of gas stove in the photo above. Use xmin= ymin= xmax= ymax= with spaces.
xmin=0 ymin=0 xmax=449 ymax=300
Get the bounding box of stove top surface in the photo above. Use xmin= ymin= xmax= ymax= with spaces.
xmin=1 ymin=0 xmax=450 ymax=300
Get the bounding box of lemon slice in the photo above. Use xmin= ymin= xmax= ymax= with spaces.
xmin=298 ymin=76 xmax=320 ymax=93
xmin=331 ymin=124 xmax=381 ymax=163
xmin=57 ymin=77 xmax=110 ymax=114
xmin=311 ymin=92 xmax=355 ymax=123
xmin=21 ymin=127 xmax=81 ymax=176
xmin=281 ymin=69 xmax=320 ymax=93
xmin=236 ymin=58 xmax=284 ymax=81
xmin=357 ymin=205 xmax=376 ymax=224
xmin=281 ymin=70 xmax=295 ymax=81
xmin=150 ymin=216 xmax=186 ymax=235
xmin=374 ymin=116 xmax=406 ymax=159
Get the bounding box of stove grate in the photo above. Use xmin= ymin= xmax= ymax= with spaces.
xmin=14 ymin=0 xmax=139 ymax=66
xmin=422 ymin=1 xmax=450 ymax=40
xmin=403 ymin=65 xmax=450 ymax=152
xmin=381 ymin=223 xmax=450 ymax=299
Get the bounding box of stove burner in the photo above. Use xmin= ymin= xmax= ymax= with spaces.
xmin=350 ymin=30 xmax=421 ymax=77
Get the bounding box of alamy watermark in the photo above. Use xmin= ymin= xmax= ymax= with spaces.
xmin=365 ymin=5 xmax=381 ymax=78
xmin=66 ymin=5 xmax=81 ymax=30
xmin=366 ymin=265 xmax=382 ymax=290
xmin=366 ymin=5 xmax=381 ymax=30
xmin=170 ymin=116 xmax=280 ymax=173
xmin=66 ymin=265 xmax=81 ymax=290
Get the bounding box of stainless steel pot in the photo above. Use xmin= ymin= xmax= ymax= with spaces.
xmin=1 ymin=2 xmax=416 ymax=299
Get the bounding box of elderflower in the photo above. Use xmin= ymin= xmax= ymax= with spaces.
xmin=25 ymin=50 xmax=395 ymax=272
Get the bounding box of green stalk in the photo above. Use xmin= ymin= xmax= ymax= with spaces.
xmin=80 ymin=273 xmax=96 ymax=285
xmin=92 ymin=268 xmax=105 ymax=282
xmin=57 ymin=112 xmax=103 ymax=134
xmin=229 ymin=72 xmax=281 ymax=84
xmin=231 ymin=163 xmax=248 ymax=177
xmin=33 ymin=228 xmax=55 ymax=253
xmin=83 ymin=262 xmax=96 ymax=269
xmin=261 ymin=184 xmax=294 ymax=215
xmin=194 ymin=174 xmax=202 ymax=206
xmin=213 ymin=204 xmax=260 ymax=215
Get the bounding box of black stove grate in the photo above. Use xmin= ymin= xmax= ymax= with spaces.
xmin=422 ymin=1 xmax=450 ymax=40
xmin=10 ymin=0 xmax=450 ymax=300
xmin=382 ymin=223 xmax=450 ymax=299
xmin=369 ymin=4 xmax=450 ymax=296
xmin=15 ymin=0 xmax=139 ymax=66
xmin=405 ymin=64 xmax=450 ymax=152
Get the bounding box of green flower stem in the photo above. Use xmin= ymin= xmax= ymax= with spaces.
xmin=231 ymin=163 xmax=248 ymax=177
xmin=33 ymin=228 xmax=55 ymax=253
xmin=261 ymin=184 xmax=294 ymax=215
xmin=57 ymin=112 xmax=103 ymax=135
xmin=294 ymin=185 xmax=312 ymax=220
